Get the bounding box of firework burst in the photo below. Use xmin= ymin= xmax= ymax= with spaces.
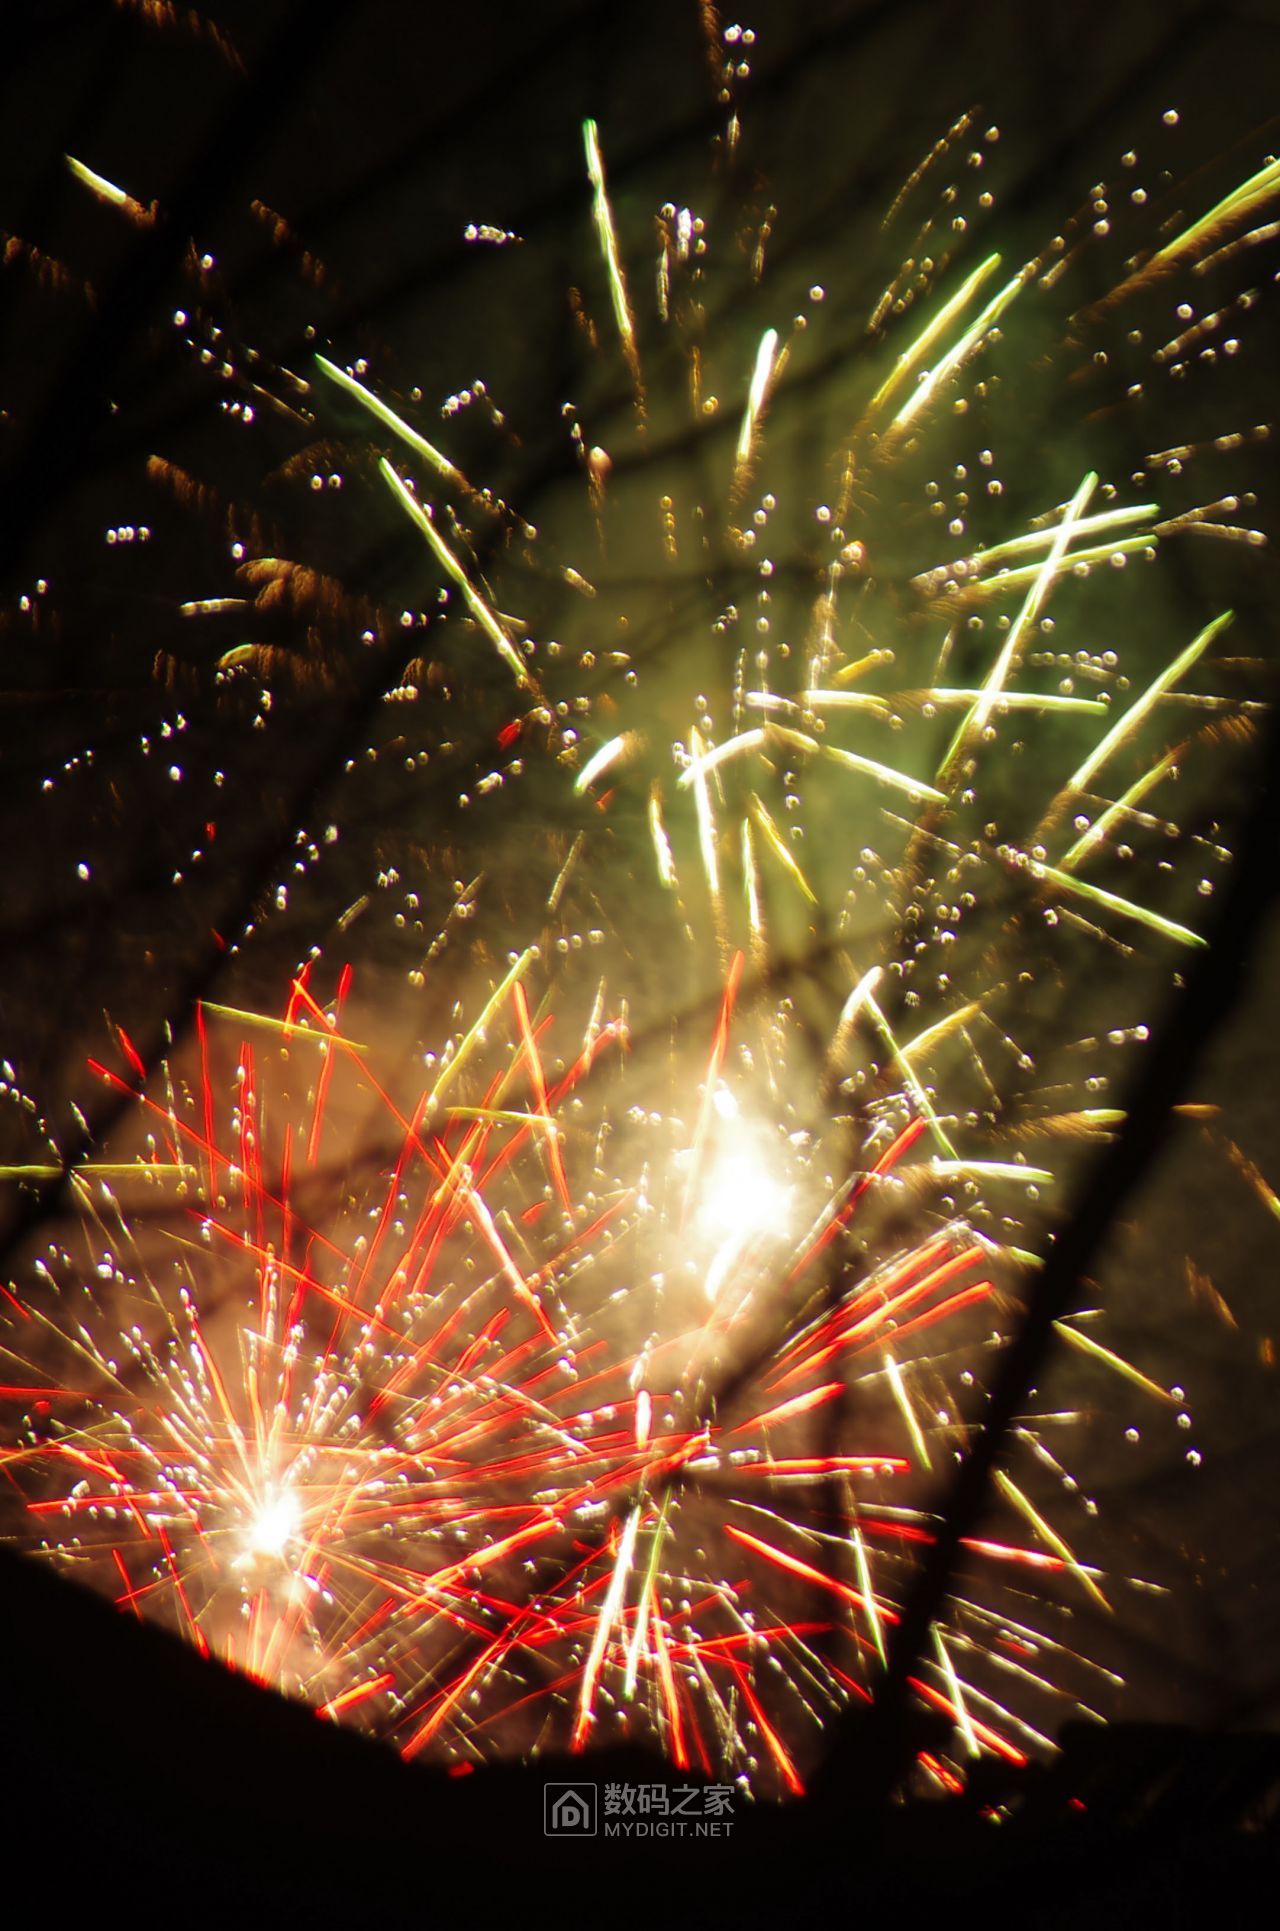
xmin=1 ymin=3 xmax=1278 ymax=1801
xmin=0 ymin=946 xmax=1174 ymax=1794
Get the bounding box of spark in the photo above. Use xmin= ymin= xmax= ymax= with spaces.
xmin=1052 ymin=1320 xmax=1176 ymax=1405
xmin=378 ymin=459 xmax=533 ymax=690
xmin=1059 ymin=610 xmax=1233 ymax=802
xmin=942 ymin=471 xmax=1097 ymax=771
xmin=315 ymin=355 xmax=472 ymax=497
xmin=735 ymin=327 xmax=780 ymax=479
xmin=870 ymin=254 xmax=1004 ymax=416
xmin=8 ymin=19 xmax=1274 ymax=1802
xmin=574 ymin=733 xmax=637 ymax=795
xmin=1018 ymin=852 xmax=1208 ymax=949
xmin=65 ymin=154 xmax=155 ymax=225
xmin=1148 ymin=155 xmax=1280 ymax=273
xmin=583 ymin=118 xmax=643 ymax=401
xmin=888 ymin=264 xmax=1025 ymax=434
xmin=993 ymin=1471 xmax=1110 ymax=1614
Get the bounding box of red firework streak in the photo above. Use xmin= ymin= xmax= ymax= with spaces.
xmin=0 ymin=955 xmax=1061 ymax=1793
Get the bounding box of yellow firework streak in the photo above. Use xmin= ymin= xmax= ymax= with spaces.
xmin=931 ymin=690 xmax=1105 ymax=715
xmin=576 ymin=1503 xmax=642 ymax=1742
xmin=1019 ymin=852 xmax=1207 ymax=948
xmin=547 ymin=832 xmax=585 ymax=912
xmin=822 ymin=742 xmax=947 ymax=805
xmin=889 ymin=266 xmax=1025 ymax=434
xmin=677 ymin=727 xmax=768 ymax=789
xmin=66 ymin=153 xmax=154 ymax=224
xmin=742 ymin=816 xmax=764 ymax=947
xmin=689 ymin=724 xmax=721 ymax=904
xmin=869 ymin=254 xmax=1003 ymax=416
xmin=940 ymin=472 xmax=1097 ymax=778
xmin=735 ymin=326 xmax=780 ymax=480
xmin=994 ymin=1469 xmax=1110 ymax=1613
xmin=378 ymin=459 xmax=532 ymax=689
xmin=1053 ymin=1319 xmax=1176 ymax=1404
xmin=1061 ymin=610 xmax=1233 ymax=800
xmin=929 ymin=1160 xmax=1054 ymax=1185
xmin=883 ymin=1350 xmax=932 ymax=1473
xmin=648 ymin=784 xmax=677 ymax=889
xmin=748 ymin=794 xmax=817 ymax=904
xmin=851 ymin=1519 xmax=888 ymax=1666
xmin=1149 ymin=155 xmax=1280 ymax=273
xmin=955 ymin=500 xmax=1161 ymax=574
xmin=583 ymin=118 xmax=642 ymax=399
xmin=427 ymin=948 xmax=535 ymax=1109
xmin=1059 ymin=750 xmax=1180 ymax=871
xmin=574 ymin=732 xmax=636 ymax=794
xmin=866 ymin=996 xmax=958 ymax=1158
xmin=200 ymin=999 xmax=369 ymax=1052
xmin=934 ymin=1626 xmax=981 ymax=1756
xmin=315 ymin=356 xmax=472 ymax=497
xmin=899 ymin=996 xmax=985 ymax=1067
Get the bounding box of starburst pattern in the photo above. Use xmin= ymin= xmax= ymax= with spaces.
xmin=2 ymin=3 xmax=1278 ymax=1799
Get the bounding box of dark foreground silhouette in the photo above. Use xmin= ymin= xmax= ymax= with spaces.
xmin=3 ymin=1547 xmax=1275 ymax=1925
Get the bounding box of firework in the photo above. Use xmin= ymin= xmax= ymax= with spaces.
xmin=1 ymin=4 xmax=1278 ymax=1801
xmin=2 ymin=956 xmax=1125 ymax=1793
